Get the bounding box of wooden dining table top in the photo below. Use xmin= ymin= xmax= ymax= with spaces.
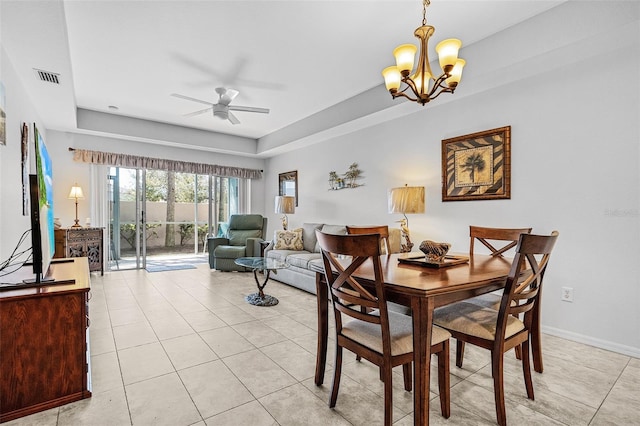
xmin=331 ymin=252 xmax=513 ymax=303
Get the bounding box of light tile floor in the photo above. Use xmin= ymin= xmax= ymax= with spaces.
xmin=6 ymin=265 xmax=639 ymax=425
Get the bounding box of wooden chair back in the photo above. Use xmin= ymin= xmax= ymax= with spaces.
xmin=316 ymin=231 xmax=390 ymax=349
xmin=469 ymin=226 xmax=532 ymax=258
xmin=497 ymin=231 xmax=559 ymax=342
xmin=346 ymin=225 xmax=391 ymax=255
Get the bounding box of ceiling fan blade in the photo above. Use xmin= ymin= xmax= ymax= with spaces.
xmin=228 ymin=105 xmax=270 ymax=114
xmin=228 ymin=112 xmax=241 ymax=125
xmin=171 ymin=93 xmax=215 ymax=106
xmin=184 ymin=107 xmax=212 ymax=117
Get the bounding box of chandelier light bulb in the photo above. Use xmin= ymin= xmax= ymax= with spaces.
xmin=435 ymin=38 xmax=462 ymax=73
xmin=445 ymin=59 xmax=466 ymax=88
xmin=382 ymin=66 xmax=402 ymax=92
xmin=393 ymin=44 xmax=417 ymax=75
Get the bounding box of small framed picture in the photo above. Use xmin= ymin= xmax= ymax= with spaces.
xmin=21 ymin=123 xmax=29 ymax=215
xmin=442 ymin=126 xmax=511 ymax=201
xmin=0 ymin=82 xmax=6 ymax=145
xmin=278 ymin=170 xmax=298 ymax=206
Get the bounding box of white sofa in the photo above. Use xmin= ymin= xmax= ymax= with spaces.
xmin=263 ymin=223 xmax=401 ymax=294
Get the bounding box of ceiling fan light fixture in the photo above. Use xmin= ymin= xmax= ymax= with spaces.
xmin=213 ymin=105 xmax=228 ymax=120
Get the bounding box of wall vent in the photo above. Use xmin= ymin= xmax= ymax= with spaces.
xmin=34 ymin=69 xmax=60 ymax=84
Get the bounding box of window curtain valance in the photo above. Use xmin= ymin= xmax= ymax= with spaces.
xmin=71 ymin=148 xmax=262 ymax=179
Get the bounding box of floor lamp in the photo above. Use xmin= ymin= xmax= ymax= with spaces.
xmin=68 ymin=184 xmax=84 ymax=228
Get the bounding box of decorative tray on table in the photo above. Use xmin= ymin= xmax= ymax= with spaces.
xmin=397 ymin=254 xmax=470 ymax=269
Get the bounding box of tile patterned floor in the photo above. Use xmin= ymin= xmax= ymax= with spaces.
xmin=6 ymin=264 xmax=639 ymax=425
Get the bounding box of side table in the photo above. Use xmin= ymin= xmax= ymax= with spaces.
xmin=234 ymin=257 xmax=288 ymax=307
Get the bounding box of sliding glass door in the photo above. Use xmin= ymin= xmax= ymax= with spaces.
xmin=108 ymin=167 xmax=243 ymax=271
xmin=109 ymin=167 xmax=146 ymax=270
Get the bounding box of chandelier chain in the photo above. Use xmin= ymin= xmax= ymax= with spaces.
xmin=422 ymin=0 xmax=430 ymax=26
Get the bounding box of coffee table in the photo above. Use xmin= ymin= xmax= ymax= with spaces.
xmin=234 ymin=257 xmax=288 ymax=306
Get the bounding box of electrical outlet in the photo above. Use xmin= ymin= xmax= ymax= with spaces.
xmin=561 ymin=286 xmax=574 ymax=302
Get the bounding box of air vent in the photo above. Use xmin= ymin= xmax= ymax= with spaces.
xmin=34 ymin=69 xmax=60 ymax=84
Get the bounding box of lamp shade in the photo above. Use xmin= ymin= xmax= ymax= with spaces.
xmin=393 ymin=44 xmax=417 ymax=74
xmin=68 ymin=185 xmax=84 ymax=200
xmin=275 ymin=196 xmax=295 ymax=214
xmin=388 ymin=186 xmax=425 ymax=214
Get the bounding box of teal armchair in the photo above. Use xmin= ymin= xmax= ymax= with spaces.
xmin=208 ymin=214 xmax=268 ymax=271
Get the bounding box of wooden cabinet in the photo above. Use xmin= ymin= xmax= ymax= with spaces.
xmin=0 ymin=258 xmax=92 ymax=423
xmin=55 ymin=227 xmax=104 ymax=275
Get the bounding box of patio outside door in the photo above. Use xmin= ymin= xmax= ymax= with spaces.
xmin=109 ymin=167 xmax=239 ymax=271
xmin=109 ymin=167 xmax=147 ymax=270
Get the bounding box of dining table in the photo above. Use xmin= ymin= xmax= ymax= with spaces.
xmin=312 ymin=252 xmax=515 ymax=426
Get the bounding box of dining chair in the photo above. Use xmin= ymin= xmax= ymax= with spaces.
xmin=346 ymin=225 xmax=394 ymax=363
xmin=346 ymin=225 xmax=392 ymax=255
xmin=434 ymin=231 xmax=559 ymax=426
xmin=454 ymin=226 xmax=533 ymax=368
xmin=316 ymin=230 xmax=451 ymax=425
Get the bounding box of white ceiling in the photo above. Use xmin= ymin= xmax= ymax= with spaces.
xmin=1 ymin=0 xmax=565 ymax=156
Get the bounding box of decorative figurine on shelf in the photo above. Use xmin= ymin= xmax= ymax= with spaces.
xmin=398 ymin=218 xmax=414 ymax=252
xmin=419 ymin=240 xmax=451 ymax=263
xmin=344 ymin=162 xmax=362 ymax=188
xmin=329 ymin=171 xmax=339 ymax=190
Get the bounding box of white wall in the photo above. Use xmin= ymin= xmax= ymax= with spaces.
xmin=0 ymin=46 xmax=47 ymax=262
xmin=264 ymin=5 xmax=640 ymax=356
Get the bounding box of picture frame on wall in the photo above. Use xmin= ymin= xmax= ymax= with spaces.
xmin=21 ymin=122 xmax=29 ymax=215
xmin=0 ymin=81 xmax=6 ymax=145
xmin=278 ymin=170 xmax=298 ymax=206
xmin=441 ymin=126 xmax=511 ymax=202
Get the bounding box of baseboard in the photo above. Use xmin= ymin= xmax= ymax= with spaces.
xmin=542 ymin=325 xmax=640 ymax=358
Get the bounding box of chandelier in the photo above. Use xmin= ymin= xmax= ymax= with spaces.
xmin=382 ymin=0 xmax=466 ymax=105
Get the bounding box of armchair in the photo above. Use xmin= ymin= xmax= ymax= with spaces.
xmin=208 ymin=214 xmax=267 ymax=271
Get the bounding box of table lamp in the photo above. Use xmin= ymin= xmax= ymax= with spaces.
xmin=275 ymin=195 xmax=295 ymax=230
xmin=68 ymin=184 xmax=84 ymax=228
xmin=388 ymin=185 xmax=425 ymax=252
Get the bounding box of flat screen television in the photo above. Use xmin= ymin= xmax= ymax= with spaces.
xmin=25 ymin=124 xmax=55 ymax=283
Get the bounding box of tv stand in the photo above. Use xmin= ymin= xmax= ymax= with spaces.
xmin=0 ymin=258 xmax=92 ymax=423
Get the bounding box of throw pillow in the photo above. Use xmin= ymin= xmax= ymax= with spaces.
xmin=274 ymin=228 xmax=304 ymax=250
xmin=302 ymin=223 xmax=323 ymax=253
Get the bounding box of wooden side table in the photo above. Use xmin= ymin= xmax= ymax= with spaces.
xmin=54 ymin=227 xmax=104 ymax=275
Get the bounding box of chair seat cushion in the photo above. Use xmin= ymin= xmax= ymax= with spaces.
xmin=213 ymin=245 xmax=247 ymax=259
xmin=465 ymin=270 xmax=533 ymax=310
xmin=467 ymin=292 xmax=502 ymax=310
xmin=433 ymin=302 xmax=525 ymax=341
xmin=342 ymin=310 xmax=451 ymax=356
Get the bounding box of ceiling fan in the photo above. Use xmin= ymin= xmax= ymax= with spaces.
xmin=171 ymin=87 xmax=269 ymax=124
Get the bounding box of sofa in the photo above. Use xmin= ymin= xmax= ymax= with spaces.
xmin=263 ymin=223 xmax=401 ymax=294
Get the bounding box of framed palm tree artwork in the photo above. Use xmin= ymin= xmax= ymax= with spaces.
xmin=441 ymin=126 xmax=511 ymax=201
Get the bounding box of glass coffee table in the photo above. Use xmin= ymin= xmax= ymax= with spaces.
xmin=234 ymin=257 xmax=288 ymax=306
